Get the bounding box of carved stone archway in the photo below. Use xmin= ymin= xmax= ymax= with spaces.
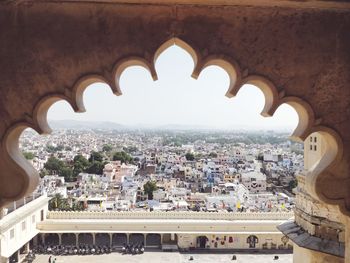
xmin=1 ymin=1 xmax=350 ymax=262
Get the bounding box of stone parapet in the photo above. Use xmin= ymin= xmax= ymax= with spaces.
xmin=47 ymin=211 xmax=294 ymax=221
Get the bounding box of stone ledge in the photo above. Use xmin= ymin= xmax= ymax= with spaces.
xmin=277 ymin=221 xmax=345 ymax=258
xmin=6 ymin=0 xmax=350 ymax=10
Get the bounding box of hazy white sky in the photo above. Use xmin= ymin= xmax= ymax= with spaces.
xmin=48 ymin=45 xmax=298 ymax=131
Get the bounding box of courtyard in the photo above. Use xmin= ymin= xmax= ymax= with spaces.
xmin=33 ymin=251 xmax=292 ymax=263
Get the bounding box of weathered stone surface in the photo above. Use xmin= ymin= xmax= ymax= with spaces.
xmin=278 ymin=221 xmax=345 ymax=257
xmin=1 ymin=1 xmax=350 ymax=261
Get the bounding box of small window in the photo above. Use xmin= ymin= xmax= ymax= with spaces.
xmin=32 ymin=215 xmax=35 ymax=224
xmin=314 ymin=145 xmax=317 ymax=151
xmin=310 ymin=137 xmax=313 ymax=142
xmin=10 ymin=228 xmax=15 ymax=239
xmin=41 ymin=210 xmax=44 ymax=221
xmin=310 ymin=145 xmax=313 ymax=151
xmin=22 ymin=221 xmax=26 ymax=231
xmin=314 ymin=137 xmax=317 ymax=143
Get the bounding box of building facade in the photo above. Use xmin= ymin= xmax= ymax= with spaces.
xmin=0 ymin=195 xmax=50 ymax=263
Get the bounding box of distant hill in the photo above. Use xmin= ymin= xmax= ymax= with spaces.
xmin=48 ymin=120 xmax=125 ymax=130
xmin=47 ymin=120 xmax=294 ymax=132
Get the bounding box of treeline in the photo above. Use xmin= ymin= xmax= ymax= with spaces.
xmin=41 ymin=144 xmax=133 ymax=182
xmin=161 ymin=131 xmax=291 ymax=146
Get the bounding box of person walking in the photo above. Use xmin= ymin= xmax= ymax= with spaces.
xmin=48 ymin=256 xmax=52 ymax=263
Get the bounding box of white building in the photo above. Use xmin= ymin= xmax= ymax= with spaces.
xmin=241 ymin=171 xmax=267 ymax=193
xmin=0 ymin=195 xmax=50 ymax=263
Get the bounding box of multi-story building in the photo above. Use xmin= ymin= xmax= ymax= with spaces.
xmin=241 ymin=171 xmax=267 ymax=193
xmin=0 ymin=194 xmax=50 ymax=263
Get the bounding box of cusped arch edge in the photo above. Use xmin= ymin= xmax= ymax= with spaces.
xmin=0 ymin=122 xmax=39 ymax=207
xmin=0 ymin=38 xmax=348 ymax=215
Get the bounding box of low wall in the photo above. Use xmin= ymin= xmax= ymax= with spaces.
xmin=47 ymin=211 xmax=294 ymax=220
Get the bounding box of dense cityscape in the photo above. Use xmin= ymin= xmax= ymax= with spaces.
xmin=19 ymin=126 xmax=303 ymax=214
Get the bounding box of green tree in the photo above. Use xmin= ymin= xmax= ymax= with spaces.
xmin=46 ymin=144 xmax=64 ymax=153
xmin=195 ymin=153 xmax=203 ymax=159
xmin=102 ymin=144 xmax=113 ymax=152
xmin=143 ymin=181 xmax=157 ymax=200
xmin=88 ymin=151 xmax=104 ymax=163
xmin=65 ymin=146 xmax=72 ymax=151
xmin=73 ymin=154 xmax=89 ymax=177
xmin=74 ymin=154 xmax=89 ymax=165
xmin=49 ymin=194 xmax=69 ymax=211
xmin=288 ymin=179 xmax=298 ymax=190
xmin=56 ymin=145 xmax=64 ymax=151
xmin=39 ymin=168 xmax=48 ymax=178
xmin=44 ymin=157 xmax=64 ymax=175
xmin=185 ymin=152 xmax=195 ymax=161
xmin=112 ymin=151 xmax=133 ymax=164
xmin=208 ymin=152 xmax=218 ymax=158
xmin=123 ymin=146 xmax=138 ymax=153
xmin=46 ymin=145 xmax=56 ymax=153
xmin=48 ymin=194 xmax=84 ymax=211
xmin=86 ymin=161 xmax=104 ymax=175
xmin=23 ymin=152 xmax=35 ymax=160
xmin=61 ymin=166 xmax=73 ymax=182
xmin=72 ymin=201 xmax=84 ymax=211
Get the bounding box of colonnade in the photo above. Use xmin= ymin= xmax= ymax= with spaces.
xmin=41 ymin=233 xmax=167 ymax=248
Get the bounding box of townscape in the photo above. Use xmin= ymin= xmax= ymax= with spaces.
xmin=20 ymin=127 xmax=303 ymax=213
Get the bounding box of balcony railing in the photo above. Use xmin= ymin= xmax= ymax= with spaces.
xmin=3 ymin=192 xmax=42 ymax=215
xmin=47 ymin=210 xmax=294 ymax=221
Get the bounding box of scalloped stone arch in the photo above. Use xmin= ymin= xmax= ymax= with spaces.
xmin=191 ymin=55 xmax=242 ymax=98
xmin=33 ymin=94 xmax=78 ymax=135
xmin=278 ymin=96 xmax=316 ymax=142
xmin=0 ymin=38 xmax=346 ymax=221
xmin=240 ymin=76 xmax=279 ymax=118
xmin=154 ymin=37 xmax=200 ymax=77
xmin=0 ymin=123 xmax=39 ymax=207
xmin=113 ymin=57 xmax=159 ymax=95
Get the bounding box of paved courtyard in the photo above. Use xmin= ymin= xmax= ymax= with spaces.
xmin=34 ymin=252 xmax=292 ymax=263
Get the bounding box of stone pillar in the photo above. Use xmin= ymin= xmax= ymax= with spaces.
xmin=25 ymin=242 xmax=30 ymax=253
xmin=16 ymin=250 xmax=20 ymax=263
xmin=171 ymin=233 xmax=175 ymax=241
xmin=42 ymin=233 xmax=46 ymax=245
xmin=58 ymin=233 xmax=62 ymax=245
xmin=126 ymin=233 xmax=129 ymax=244
xmin=92 ymin=233 xmax=96 ymax=245
xmin=75 ymin=233 xmax=79 ymax=246
xmin=109 ymin=233 xmax=112 ymax=247
xmin=33 ymin=236 xmax=37 ymax=247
